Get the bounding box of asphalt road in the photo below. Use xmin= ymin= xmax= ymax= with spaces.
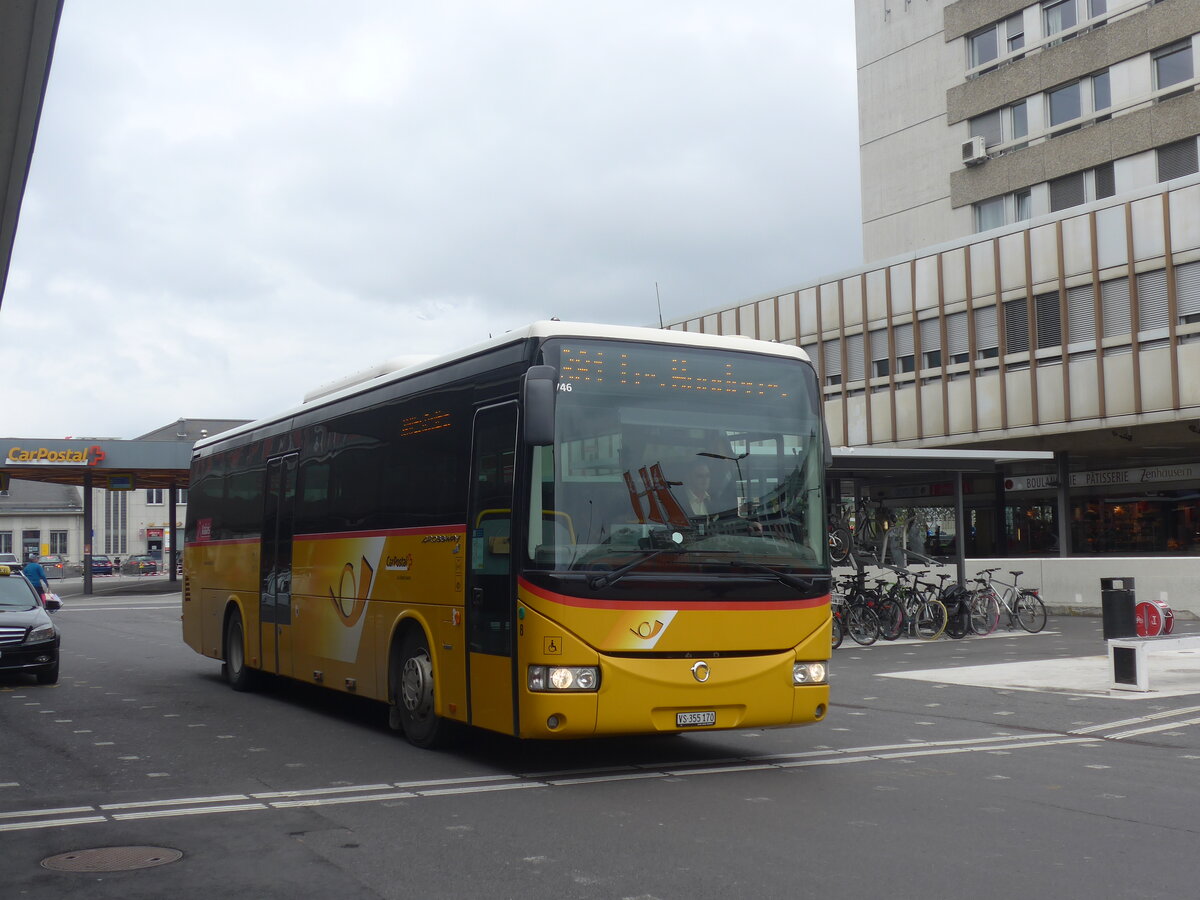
xmin=3 ymin=592 xmax=1199 ymax=899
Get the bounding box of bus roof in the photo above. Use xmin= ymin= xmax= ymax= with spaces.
xmin=195 ymin=321 xmax=812 ymax=452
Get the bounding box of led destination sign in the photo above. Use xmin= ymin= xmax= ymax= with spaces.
xmin=554 ymin=342 xmax=798 ymax=401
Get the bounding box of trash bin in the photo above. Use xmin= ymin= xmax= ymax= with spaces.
xmin=1101 ymin=577 xmax=1136 ymax=640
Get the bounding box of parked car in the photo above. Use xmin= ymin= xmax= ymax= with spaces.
xmin=122 ymin=555 xmax=159 ymax=575
xmin=0 ymin=552 xmax=23 ymax=572
xmin=0 ymin=564 xmax=61 ymax=684
xmin=91 ymin=554 xmax=114 ymax=575
xmin=37 ymin=555 xmax=73 ymax=580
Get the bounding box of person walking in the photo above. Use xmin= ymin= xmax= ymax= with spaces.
xmin=23 ymin=554 xmax=49 ymax=600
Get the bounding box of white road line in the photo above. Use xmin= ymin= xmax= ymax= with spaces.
xmin=418 ymin=782 xmax=546 ymax=797
xmin=1070 ymin=705 xmax=1200 ymax=735
xmin=1106 ymin=716 xmax=1200 ymax=740
xmin=271 ymin=792 xmax=416 ymax=809
xmin=112 ymin=803 xmax=268 ymax=821
xmin=0 ymin=816 xmax=106 ymax=831
xmin=101 ymin=794 xmax=250 ymax=810
xmin=251 ymin=784 xmax=392 ymax=800
xmin=0 ymin=805 xmax=94 ymax=819
xmin=394 ymin=774 xmax=519 ymax=788
xmin=0 ymin=731 xmax=1148 ymax=834
xmin=60 ymin=605 xmax=182 ymax=611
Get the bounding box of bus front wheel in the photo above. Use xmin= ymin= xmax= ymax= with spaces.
xmin=223 ymin=609 xmax=257 ymax=692
xmin=390 ymin=628 xmax=448 ymax=749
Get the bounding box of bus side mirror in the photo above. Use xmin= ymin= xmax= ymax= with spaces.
xmin=523 ymin=365 xmax=557 ymax=446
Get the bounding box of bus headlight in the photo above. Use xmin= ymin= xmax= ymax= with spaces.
xmin=793 ymin=662 xmax=827 ymax=685
xmin=528 ymin=665 xmax=600 ymax=692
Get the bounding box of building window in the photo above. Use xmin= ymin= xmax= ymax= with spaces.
xmin=1092 ymin=71 xmax=1111 ymax=112
xmin=1049 ymin=171 xmax=1086 ymax=211
xmin=146 ymin=489 xmax=164 ymax=505
xmin=1043 ymin=0 xmax=1077 ymax=40
xmin=50 ymin=531 xmax=68 ymax=555
xmin=104 ymin=491 xmax=128 ymax=555
xmin=822 ymin=338 xmax=842 ymax=388
xmin=0 ymin=532 xmax=11 ymax=554
xmin=1095 ymin=162 xmax=1116 ymax=199
xmin=969 ymin=26 xmax=999 ymax=68
xmin=1158 ymin=138 xmax=1200 ymax=183
xmin=1154 ymin=41 xmax=1194 ymax=94
xmin=1048 ymin=81 xmax=1081 ymax=129
xmin=1005 ymin=13 xmax=1025 ymax=54
xmin=974 ymin=196 xmax=1005 ymax=233
xmin=970 ymin=110 xmax=1003 ymax=148
xmin=1035 ymin=293 xmax=1063 ymax=349
xmin=1009 ymin=100 xmax=1028 ymax=141
xmin=177 ymin=489 xmax=189 ymax=505
xmin=892 ymin=322 xmax=915 ymax=374
xmin=1088 ymin=0 xmax=1106 ymax=17
xmin=1004 ymin=299 xmax=1030 ymax=355
xmin=1014 ymin=189 xmax=1033 ymax=221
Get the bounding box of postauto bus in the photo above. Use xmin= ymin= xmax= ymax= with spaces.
xmin=182 ymin=322 xmax=831 ymax=747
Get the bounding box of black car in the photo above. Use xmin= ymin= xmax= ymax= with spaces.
xmin=122 ymin=555 xmax=159 ymax=575
xmin=0 ymin=566 xmax=61 ymax=684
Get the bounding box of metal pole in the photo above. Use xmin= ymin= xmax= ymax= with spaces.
xmin=169 ymin=481 xmax=178 ymax=583
xmin=82 ymin=471 xmax=93 ymax=596
xmin=954 ymin=471 xmax=966 ymax=586
xmin=1056 ymin=450 xmax=1071 ymax=557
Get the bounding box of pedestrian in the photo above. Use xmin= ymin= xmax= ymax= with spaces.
xmin=23 ymin=554 xmax=49 ymax=600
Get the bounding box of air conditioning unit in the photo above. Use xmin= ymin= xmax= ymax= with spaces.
xmin=962 ymin=135 xmax=988 ymax=166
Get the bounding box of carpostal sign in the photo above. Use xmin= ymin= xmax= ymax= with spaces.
xmin=5 ymin=444 xmax=107 ymax=466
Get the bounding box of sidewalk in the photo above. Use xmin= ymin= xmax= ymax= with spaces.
xmin=51 ymin=573 xmax=181 ymax=600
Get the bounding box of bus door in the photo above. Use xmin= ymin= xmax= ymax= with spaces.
xmin=260 ymin=453 xmax=298 ymax=677
xmin=466 ymin=402 xmax=518 ymax=734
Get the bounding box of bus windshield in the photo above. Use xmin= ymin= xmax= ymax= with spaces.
xmin=527 ymin=338 xmax=826 ymax=578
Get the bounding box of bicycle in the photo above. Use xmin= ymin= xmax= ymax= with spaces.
xmin=970 ymin=568 xmax=1046 ymax=634
xmin=832 ymin=574 xmax=881 ymax=646
xmin=881 ymin=565 xmax=948 ymax=640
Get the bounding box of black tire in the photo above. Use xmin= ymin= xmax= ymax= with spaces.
xmin=1015 ymin=592 xmax=1047 ymax=633
xmin=36 ymin=659 xmax=59 ymax=685
xmin=828 ymin=527 xmax=852 ymax=566
xmin=223 ymin=609 xmax=257 ymax=692
xmin=846 ymin=604 xmax=880 ymax=646
xmin=831 ymin=613 xmax=843 ymax=650
xmin=876 ymin=598 xmax=904 ymax=641
xmin=945 ymin=604 xmax=968 ymax=639
xmin=969 ymin=592 xmax=1000 ymax=636
xmin=914 ymin=599 xmax=947 ymax=640
xmin=390 ymin=628 xmax=450 ymax=749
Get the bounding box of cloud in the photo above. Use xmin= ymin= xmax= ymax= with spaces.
xmin=2 ymin=1 xmax=861 ymax=438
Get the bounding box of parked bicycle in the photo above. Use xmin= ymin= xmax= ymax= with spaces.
xmin=968 ymin=568 xmax=1047 ymax=634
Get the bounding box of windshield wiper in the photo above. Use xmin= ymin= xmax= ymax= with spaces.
xmin=731 ymin=558 xmax=830 ymax=596
xmin=586 ymin=548 xmax=677 ymax=591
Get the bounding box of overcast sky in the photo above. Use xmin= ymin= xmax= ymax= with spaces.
xmin=3 ymin=1 xmax=861 ymax=439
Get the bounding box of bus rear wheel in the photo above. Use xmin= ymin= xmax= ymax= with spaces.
xmin=223 ymin=609 xmax=257 ymax=692
xmin=390 ymin=628 xmax=449 ymax=749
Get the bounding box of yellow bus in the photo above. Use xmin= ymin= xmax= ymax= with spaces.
xmin=182 ymin=322 xmax=831 ymax=747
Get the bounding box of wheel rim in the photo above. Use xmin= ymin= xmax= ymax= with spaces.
xmin=401 ymin=650 xmax=434 ymax=719
xmin=227 ymin=622 xmax=244 ymax=674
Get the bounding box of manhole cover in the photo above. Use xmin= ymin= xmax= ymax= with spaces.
xmin=41 ymin=846 xmax=183 ymax=873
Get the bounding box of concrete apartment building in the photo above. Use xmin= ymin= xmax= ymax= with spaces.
xmin=664 ymin=0 xmax=1200 ymax=613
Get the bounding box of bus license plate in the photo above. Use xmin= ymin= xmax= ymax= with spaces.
xmin=676 ymin=711 xmax=716 ymax=727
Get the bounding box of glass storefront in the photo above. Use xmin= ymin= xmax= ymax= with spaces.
xmin=836 ymin=459 xmax=1200 ymax=561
